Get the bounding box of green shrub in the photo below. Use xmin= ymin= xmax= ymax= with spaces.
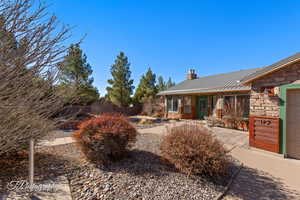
xmin=73 ymin=114 xmax=138 ymax=164
xmin=160 ymin=124 xmax=229 ymax=177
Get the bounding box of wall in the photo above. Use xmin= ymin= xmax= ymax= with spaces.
xmin=165 ymin=96 xmax=196 ymax=119
xmin=250 ymin=62 xmax=300 ymax=117
xmin=165 ymin=93 xmax=249 ymax=119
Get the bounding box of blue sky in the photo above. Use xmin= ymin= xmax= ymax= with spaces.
xmin=47 ymin=0 xmax=300 ymax=95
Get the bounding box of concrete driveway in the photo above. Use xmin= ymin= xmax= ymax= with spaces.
xmin=211 ymin=127 xmax=249 ymax=150
xmin=211 ymin=127 xmax=300 ymax=199
xmin=227 ymin=147 xmax=300 ymax=200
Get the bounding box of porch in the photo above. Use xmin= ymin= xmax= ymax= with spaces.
xmin=165 ymin=93 xmax=250 ymax=130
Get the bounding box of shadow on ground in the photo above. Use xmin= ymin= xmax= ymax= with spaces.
xmin=104 ymin=148 xmax=299 ymax=200
xmin=100 ymin=149 xmax=237 ymax=187
xmin=0 ymin=147 xmax=79 ymax=195
xmin=99 ymin=149 xmax=177 ymax=177
xmin=227 ymin=165 xmax=300 ymax=200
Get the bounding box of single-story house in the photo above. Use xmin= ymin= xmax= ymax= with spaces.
xmin=158 ymin=52 xmax=300 ymax=159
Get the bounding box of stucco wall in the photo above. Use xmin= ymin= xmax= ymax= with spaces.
xmin=250 ymin=62 xmax=300 ymax=117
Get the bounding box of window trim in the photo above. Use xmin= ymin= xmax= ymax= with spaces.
xmin=223 ymin=94 xmax=250 ymax=118
xmin=183 ymin=96 xmax=192 ymax=114
xmin=167 ymin=96 xmax=179 ymax=113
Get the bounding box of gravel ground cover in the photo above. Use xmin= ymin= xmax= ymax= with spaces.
xmin=0 ymin=128 xmax=239 ymax=200
xmin=67 ymin=132 xmax=239 ymax=200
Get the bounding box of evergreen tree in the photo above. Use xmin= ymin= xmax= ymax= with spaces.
xmin=134 ymin=67 xmax=157 ymax=103
xmin=157 ymin=76 xmax=166 ymax=91
xmin=166 ymin=77 xmax=176 ymax=88
xmin=58 ymin=44 xmax=99 ymax=105
xmin=106 ymin=52 xmax=134 ymax=107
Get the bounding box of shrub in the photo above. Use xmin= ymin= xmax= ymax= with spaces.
xmin=73 ymin=114 xmax=138 ymax=164
xmin=160 ymin=124 xmax=229 ymax=177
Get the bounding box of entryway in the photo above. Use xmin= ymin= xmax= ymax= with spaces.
xmin=197 ymin=96 xmax=208 ymax=120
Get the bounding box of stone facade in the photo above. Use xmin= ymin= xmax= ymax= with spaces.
xmin=250 ymin=62 xmax=300 ymax=117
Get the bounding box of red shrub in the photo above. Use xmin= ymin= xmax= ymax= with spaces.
xmin=73 ymin=114 xmax=138 ymax=164
xmin=160 ymin=124 xmax=229 ymax=177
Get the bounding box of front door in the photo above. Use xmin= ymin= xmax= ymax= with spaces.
xmin=197 ymin=96 xmax=208 ymax=119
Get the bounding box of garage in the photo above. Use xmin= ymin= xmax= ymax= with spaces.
xmin=286 ymin=89 xmax=300 ymax=159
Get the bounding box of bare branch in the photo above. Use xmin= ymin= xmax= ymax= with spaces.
xmin=0 ymin=0 xmax=73 ymax=154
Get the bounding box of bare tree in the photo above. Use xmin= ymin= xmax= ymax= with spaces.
xmin=0 ymin=0 xmax=72 ymax=155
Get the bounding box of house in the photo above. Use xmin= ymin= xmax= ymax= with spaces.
xmin=158 ymin=52 xmax=300 ymax=159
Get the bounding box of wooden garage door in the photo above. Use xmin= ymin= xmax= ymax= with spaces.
xmin=287 ymin=89 xmax=300 ymax=159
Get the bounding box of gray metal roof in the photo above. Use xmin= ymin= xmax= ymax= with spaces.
xmin=158 ymin=68 xmax=261 ymax=95
xmin=241 ymin=51 xmax=300 ymax=83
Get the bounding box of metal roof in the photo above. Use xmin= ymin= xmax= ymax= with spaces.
xmin=158 ymin=68 xmax=261 ymax=95
xmin=241 ymin=51 xmax=300 ymax=83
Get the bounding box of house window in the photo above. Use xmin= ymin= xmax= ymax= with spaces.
xmin=237 ymin=95 xmax=250 ymax=117
xmin=183 ymin=96 xmax=192 ymax=113
xmin=223 ymin=95 xmax=250 ymax=118
xmin=167 ymin=96 xmax=179 ymax=112
xmin=224 ymin=96 xmax=236 ymax=115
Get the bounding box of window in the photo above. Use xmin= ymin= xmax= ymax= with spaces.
xmin=237 ymin=95 xmax=250 ymax=117
xmin=167 ymin=96 xmax=179 ymax=112
xmin=223 ymin=95 xmax=250 ymax=118
xmin=167 ymin=96 xmax=172 ymax=111
xmin=224 ymin=96 xmax=235 ymax=115
xmin=183 ymin=96 xmax=192 ymax=113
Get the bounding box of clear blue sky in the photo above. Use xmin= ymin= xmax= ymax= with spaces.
xmin=47 ymin=0 xmax=300 ymax=95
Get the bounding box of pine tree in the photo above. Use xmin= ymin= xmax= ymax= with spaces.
xmin=106 ymin=52 xmax=134 ymax=107
xmin=157 ymin=76 xmax=166 ymax=91
xmin=58 ymin=44 xmax=99 ymax=105
xmin=134 ymin=67 xmax=157 ymax=103
xmin=166 ymin=77 xmax=176 ymax=88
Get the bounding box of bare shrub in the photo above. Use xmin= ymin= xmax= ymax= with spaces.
xmin=160 ymin=124 xmax=229 ymax=177
xmin=73 ymin=114 xmax=138 ymax=164
xmin=0 ymin=0 xmax=72 ymax=155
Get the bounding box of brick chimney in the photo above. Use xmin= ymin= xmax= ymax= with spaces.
xmin=187 ymin=69 xmax=197 ymax=80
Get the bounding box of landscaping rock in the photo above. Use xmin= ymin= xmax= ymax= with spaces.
xmin=67 ymin=133 xmax=230 ymax=200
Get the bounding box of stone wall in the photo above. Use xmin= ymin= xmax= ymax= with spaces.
xmin=250 ymin=62 xmax=300 ymax=117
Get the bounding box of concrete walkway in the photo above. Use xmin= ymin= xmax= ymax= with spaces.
xmin=3 ymin=176 xmax=72 ymax=200
xmin=34 ymin=176 xmax=72 ymax=200
xmin=35 ymin=138 xmax=74 ymax=199
xmin=211 ymin=127 xmax=249 ymax=150
xmin=39 ymin=137 xmax=76 ymax=147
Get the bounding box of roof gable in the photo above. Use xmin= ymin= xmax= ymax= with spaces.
xmin=241 ymin=52 xmax=300 ymax=83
